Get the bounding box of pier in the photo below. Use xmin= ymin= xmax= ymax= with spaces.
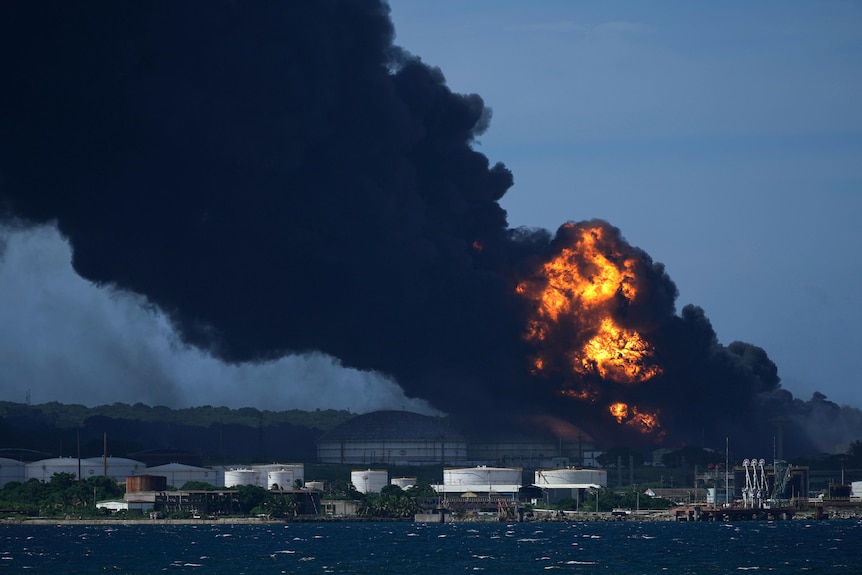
xmin=674 ymin=505 xmax=795 ymax=521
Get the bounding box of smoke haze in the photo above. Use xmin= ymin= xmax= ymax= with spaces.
xmin=1 ymin=0 xmax=859 ymax=455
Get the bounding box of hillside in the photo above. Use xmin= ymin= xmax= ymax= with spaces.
xmin=0 ymin=401 xmax=355 ymax=464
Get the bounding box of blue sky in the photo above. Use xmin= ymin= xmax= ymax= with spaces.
xmin=388 ymin=0 xmax=862 ymax=407
xmin=0 ymin=1 xmax=859 ymax=414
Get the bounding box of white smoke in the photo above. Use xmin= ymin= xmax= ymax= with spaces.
xmin=0 ymin=223 xmax=440 ymax=415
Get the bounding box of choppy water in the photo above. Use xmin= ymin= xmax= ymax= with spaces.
xmin=1 ymin=520 xmax=860 ymax=574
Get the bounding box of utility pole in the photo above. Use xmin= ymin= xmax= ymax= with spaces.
xmin=725 ymin=437 xmax=730 ymax=507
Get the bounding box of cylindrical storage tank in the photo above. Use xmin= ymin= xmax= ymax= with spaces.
xmin=304 ymin=480 xmax=324 ymax=491
xmin=444 ymin=467 xmax=522 ymax=490
xmin=266 ymin=469 xmax=295 ymax=490
xmin=145 ymin=463 xmax=217 ymax=489
xmin=224 ymin=468 xmax=260 ymax=488
xmin=0 ymin=458 xmax=26 ymax=488
xmin=534 ymin=468 xmax=607 ymax=487
xmin=126 ymin=475 xmax=168 ymax=493
xmin=253 ymin=464 xmax=304 ymax=486
xmin=26 ymin=457 xmax=102 ymax=482
xmin=85 ymin=457 xmax=147 ymax=482
xmin=351 ymin=469 xmax=388 ymax=494
xmin=391 ymin=477 xmax=417 ymax=490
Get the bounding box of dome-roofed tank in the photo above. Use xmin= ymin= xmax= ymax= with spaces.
xmin=351 ymin=469 xmax=388 ymax=494
xmin=317 ymin=411 xmax=465 ymax=465
xmin=252 ymin=464 xmax=304 ymax=488
xmin=0 ymin=458 xmax=26 ymax=488
xmin=84 ymin=457 xmax=146 ymax=480
xmin=224 ymin=468 xmax=260 ymax=488
xmin=26 ymin=457 xmax=102 ymax=481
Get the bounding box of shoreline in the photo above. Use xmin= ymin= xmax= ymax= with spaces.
xmin=4 ymin=509 xmax=861 ymax=526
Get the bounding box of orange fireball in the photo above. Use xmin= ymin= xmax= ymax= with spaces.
xmin=516 ymin=222 xmax=664 ymax=436
xmin=516 ymin=222 xmax=661 ymax=384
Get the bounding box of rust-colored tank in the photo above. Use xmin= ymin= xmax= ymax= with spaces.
xmin=126 ymin=474 xmax=168 ymax=493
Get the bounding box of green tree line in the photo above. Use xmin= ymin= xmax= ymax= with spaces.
xmin=0 ymin=473 xmax=124 ymax=517
xmin=0 ymin=401 xmax=354 ymax=431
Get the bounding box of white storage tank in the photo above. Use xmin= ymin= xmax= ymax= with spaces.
xmin=224 ymin=468 xmax=261 ymax=488
xmin=26 ymin=457 xmax=102 ymax=482
xmin=266 ymin=469 xmax=296 ymax=490
xmin=435 ymin=466 xmax=523 ymax=495
xmin=304 ymin=480 xmax=324 ymax=491
xmin=0 ymin=458 xmax=26 ymax=488
xmin=351 ymin=469 xmax=388 ymax=494
xmin=253 ymin=463 xmax=304 ymax=487
xmin=84 ymin=457 xmax=147 ymax=482
xmin=445 ymin=466 xmax=521 ymax=488
xmin=391 ymin=477 xmax=417 ymax=490
xmin=534 ymin=468 xmax=607 ymax=488
xmin=145 ymin=463 xmax=217 ymax=489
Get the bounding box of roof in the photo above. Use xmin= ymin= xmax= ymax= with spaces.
xmin=317 ymin=411 xmax=464 ymax=443
xmin=145 ymin=463 xmax=212 ymax=472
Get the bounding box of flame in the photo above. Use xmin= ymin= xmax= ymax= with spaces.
xmin=579 ymin=319 xmax=663 ymax=382
xmin=516 ymin=222 xmax=664 ymax=437
xmin=562 ymin=388 xmax=597 ymax=402
xmin=516 ymin=222 xmax=661 ymax=384
xmin=628 ymin=408 xmax=661 ymax=434
xmin=609 ymin=402 xmax=628 ymax=423
xmin=608 ymin=402 xmax=663 ymax=436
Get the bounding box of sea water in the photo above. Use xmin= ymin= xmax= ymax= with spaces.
xmin=1 ymin=520 xmax=860 ymax=574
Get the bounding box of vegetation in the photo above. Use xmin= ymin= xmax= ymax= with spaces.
xmin=0 ymin=473 xmax=123 ymax=517
xmin=0 ymin=400 xmax=353 ymax=463
xmin=555 ymin=488 xmax=674 ymax=513
xmin=0 ymin=474 xmax=304 ymax=519
xmin=179 ymin=481 xmax=220 ymax=491
xmin=356 ymin=485 xmax=423 ymax=518
xmin=0 ymin=400 xmax=353 ymax=432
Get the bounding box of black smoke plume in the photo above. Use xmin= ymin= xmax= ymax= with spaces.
xmin=0 ymin=1 xmax=856 ymax=456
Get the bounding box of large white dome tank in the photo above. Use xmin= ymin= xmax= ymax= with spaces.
xmin=351 ymin=469 xmax=388 ymax=494
xmin=0 ymin=458 xmax=25 ymax=488
xmin=84 ymin=457 xmax=146 ymax=481
xmin=26 ymin=458 xmax=102 ymax=482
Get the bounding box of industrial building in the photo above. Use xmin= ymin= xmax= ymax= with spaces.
xmin=96 ymin=498 xmax=154 ymax=513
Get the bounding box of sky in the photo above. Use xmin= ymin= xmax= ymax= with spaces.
xmin=0 ymin=1 xmax=860 ymax=414
xmin=387 ymin=0 xmax=862 ymax=408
